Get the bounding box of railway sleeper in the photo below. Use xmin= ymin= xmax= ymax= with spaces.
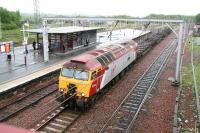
xmin=128 ymin=99 xmax=141 ymax=104
xmin=145 ymin=72 xmax=157 ymax=77
xmin=44 ymin=126 xmax=63 ymax=133
xmin=147 ymin=72 xmax=158 ymax=77
xmin=134 ymin=91 xmax=146 ymax=95
xmin=124 ymin=102 xmax=139 ymax=107
xmin=134 ymin=88 xmax=146 ymax=93
xmin=122 ymin=104 xmax=138 ymax=110
xmin=120 ymin=108 xmax=136 ymax=113
xmin=139 ymin=81 xmax=152 ymax=85
xmin=117 ymin=119 xmax=132 ymax=129
xmin=131 ymin=93 xmax=144 ymax=97
xmin=128 ymin=97 xmax=142 ymax=103
xmin=50 ymin=122 xmax=66 ymax=129
xmin=136 ymin=84 xmax=149 ymax=88
xmin=54 ymin=118 xmax=71 ymax=124
xmin=142 ymin=77 xmax=154 ymax=81
xmin=108 ymin=125 xmax=125 ymax=131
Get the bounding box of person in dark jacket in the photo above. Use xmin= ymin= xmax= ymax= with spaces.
xmin=32 ymin=40 xmax=36 ymax=50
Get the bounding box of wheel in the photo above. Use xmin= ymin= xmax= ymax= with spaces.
xmin=115 ymin=75 xmax=120 ymax=82
xmin=56 ymin=94 xmax=64 ymax=103
xmin=111 ymin=79 xmax=115 ymax=86
xmin=68 ymin=98 xmax=76 ymax=108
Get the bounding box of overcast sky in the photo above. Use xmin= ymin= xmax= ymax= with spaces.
xmin=0 ymin=0 xmax=199 ymax=17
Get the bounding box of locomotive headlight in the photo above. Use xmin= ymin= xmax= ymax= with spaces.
xmin=81 ymin=92 xmax=85 ymax=96
xmin=60 ymin=88 xmax=64 ymax=92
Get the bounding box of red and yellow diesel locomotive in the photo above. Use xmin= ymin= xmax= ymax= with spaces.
xmin=58 ymin=39 xmax=138 ymax=107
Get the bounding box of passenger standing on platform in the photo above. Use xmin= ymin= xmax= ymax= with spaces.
xmin=25 ymin=44 xmax=28 ymax=54
xmin=32 ymin=40 xmax=36 ymax=50
xmin=85 ymin=39 xmax=89 ymax=46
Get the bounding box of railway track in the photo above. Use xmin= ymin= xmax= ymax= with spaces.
xmin=29 ymin=38 xmax=167 ymax=133
xmin=99 ymin=39 xmax=176 ymax=133
xmin=31 ymin=94 xmax=81 ymax=133
xmin=0 ymin=81 xmax=57 ymax=122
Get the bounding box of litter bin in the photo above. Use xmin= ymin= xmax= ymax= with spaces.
xmin=7 ymin=54 xmax=11 ymax=61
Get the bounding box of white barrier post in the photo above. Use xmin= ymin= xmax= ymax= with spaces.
xmin=175 ymin=23 xmax=183 ymax=84
xmin=42 ymin=19 xmax=49 ymax=62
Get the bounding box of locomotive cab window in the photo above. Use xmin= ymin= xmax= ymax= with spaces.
xmin=61 ymin=68 xmax=74 ymax=78
xmin=61 ymin=68 xmax=89 ymax=81
xmin=74 ymin=70 xmax=89 ymax=81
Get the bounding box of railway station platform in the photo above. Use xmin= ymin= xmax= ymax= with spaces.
xmin=0 ymin=29 xmax=149 ymax=94
xmin=0 ymin=43 xmax=97 ymax=93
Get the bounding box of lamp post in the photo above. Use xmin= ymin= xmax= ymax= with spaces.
xmin=174 ymin=23 xmax=183 ymax=84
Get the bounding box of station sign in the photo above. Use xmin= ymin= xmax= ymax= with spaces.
xmin=0 ymin=41 xmax=14 ymax=54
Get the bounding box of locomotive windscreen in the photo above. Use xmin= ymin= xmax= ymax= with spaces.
xmin=61 ymin=68 xmax=89 ymax=81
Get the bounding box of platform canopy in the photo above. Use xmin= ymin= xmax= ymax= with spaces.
xmin=23 ymin=26 xmax=103 ymax=34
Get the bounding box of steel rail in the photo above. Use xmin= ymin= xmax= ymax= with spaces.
xmin=99 ymin=39 xmax=176 ymax=133
xmin=0 ymin=75 xmax=87 ymax=122
xmin=31 ymin=82 xmax=88 ymax=132
xmin=0 ymin=80 xmax=57 ymax=110
xmin=125 ymin=40 xmax=176 ymax=133
xmin=32 ymin=93 xmax=80 ymax=133
xmin=34 ymin=93 xmax=74 ymax=130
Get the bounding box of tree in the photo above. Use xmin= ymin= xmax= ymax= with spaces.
xmin=0 ymin=7 xmax=21 ymax=30
xmin=145 ymin=14 xmax=194 ymax=22
xmin=195 ymin=13 xmax=200 ymax=24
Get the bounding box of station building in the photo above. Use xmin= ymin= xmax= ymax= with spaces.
xmin=27 ymin=26 xmax=103 ymax=52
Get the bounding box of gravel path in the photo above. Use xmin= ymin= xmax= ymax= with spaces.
xmin=66 ymin=33 xmax=176 ymax=133
xmin=177 ymin=37 xmax=197 ymax=132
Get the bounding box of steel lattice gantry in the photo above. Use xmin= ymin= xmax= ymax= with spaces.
xmin=42 ymin=17 xmax=186 ymax=84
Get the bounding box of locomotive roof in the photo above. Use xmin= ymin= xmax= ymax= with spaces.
xmin=63 ymin=39 xmax=137 ymax=71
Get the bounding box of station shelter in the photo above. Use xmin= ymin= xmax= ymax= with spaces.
xmin=26 ymin=26 xmax=103 ymax=53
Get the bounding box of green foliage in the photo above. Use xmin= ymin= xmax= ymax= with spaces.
xmin=195 ymin=13 xmax=200 ymax=24
xmin=0 ymin=7 xmax=21 ymax=30
xmin=108 ymin=15 xmax=135 ymax=19
xmin=146 ymin=14 xmax=194 ymax=22
xmin=0 ymin=28 xmax=23 ymax=44
xmin=2 ymin=22 xmax=17 ymax=30
xmin=182 ymin=65 xmax=193 ymax=87
xmin=186 ymin=37 xmax=200 ymax=94
xmin=195 ymin=64 xmax=200 ymax=90
xmin=192 ymin=37 xmax=200 ymax=92
xmin=0 ymin=28 xmax=36 ymax=47
xmin=182 ymin=37 xmax=198 ymax=88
